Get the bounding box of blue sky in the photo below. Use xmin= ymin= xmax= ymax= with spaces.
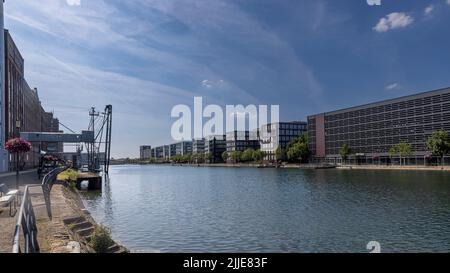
xmin=4 ymin=0 xmax=450 ymax=158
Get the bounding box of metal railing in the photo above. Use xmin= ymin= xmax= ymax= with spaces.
xmin=12 ymin=166 xmax=69 ymax=253
xmin=42 ymin=166 xmax=69 ymax=219
xmin=12 ymin=185 xmax=39 ymax=253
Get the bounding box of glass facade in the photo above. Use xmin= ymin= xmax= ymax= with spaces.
xmin=226 ymin=130 xmax=260 ymax=153
xmin=260 ymin=122 xmax=308 ymax=161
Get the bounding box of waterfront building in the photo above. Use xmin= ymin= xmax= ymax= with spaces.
xmin=40 ymin=111 xmax=62 ymax=154
xmin=4 ymin=29 xmax=24 ymax=142
xmin=204 ymin=135 xmax=226 ymax=163
xmin=0 ymin=0 xmax=6 ymax=172
xmin=153 ymin=146 xmax=164 ymax=159
xmin=308 ymin=87 xmax=450 ymax=164
xmin=169 ymin=141 xmax=192 ymax=158
xmin=2 ymin=29 xmax=62 ymax=170
xmin=140 ymin=145 xmax=152 ymax=160
xmin=192 ymin=138 xmax=205 ymax=154
xmin=226 ymin=130 xmax=260 ymax=154
xmin=22 ymin=83 xmax=42 ymax=168
xmin=260 ymin=121 xmax=308 ymax=161
xmin=163 ymin=145 xmax=170 ymax=160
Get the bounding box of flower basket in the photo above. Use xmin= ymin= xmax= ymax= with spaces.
xmin=5 ymin=138 xmax=32 ymax=153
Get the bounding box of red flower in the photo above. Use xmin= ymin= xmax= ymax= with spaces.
xmin=5 ymin=138 xmax=32 ymax=153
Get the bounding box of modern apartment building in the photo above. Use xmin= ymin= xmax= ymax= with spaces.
xmin=226 ymin=130 xmax=260 ymax=153
xmin=204 ymin=135 xmax=226 ymax=163
xmin=308 ymin=87 xmax=450 ymax=163
xmin=192 ymin=138 xmax=205 ymax=154
xmin=0 ymin=0 xmax=6 ymax=172
xmin=260 ymin=121 xmax=308 ymax=161
xmin=140 ymin=145 xmax=152 ymax=160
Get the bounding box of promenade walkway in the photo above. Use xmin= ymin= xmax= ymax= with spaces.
xmin=0 ymin=171 xmax=40 ymax=252
xmin=0 ymin=171 xmax=79 ymax=253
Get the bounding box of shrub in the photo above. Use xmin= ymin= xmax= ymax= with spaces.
xmin=90 ymin=225 xmax=114 ymax=253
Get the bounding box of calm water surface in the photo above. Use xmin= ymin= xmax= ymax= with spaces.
xmin=81 ymin=165 xmax=450 ymax=253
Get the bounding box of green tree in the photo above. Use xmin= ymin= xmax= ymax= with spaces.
xmin=196 ymin=153 xmax=205 ymax=163
xmin=427 ymin=130 xmax=450 ymax=167
xmin=241 ymin=148 xmax=255 ymax=162
xmin=275 ymin=147 xmax=287 ymax=163
xmin=230 ymin=151 xmax=242 ymax=163
xmin=398 ymin=142 xmax=412 ymax=165
xmin=204 ymin=153 xmax=213 ymax=163
xmin=339 ymin=144 xmax=351 ymax=163
xmin=222 ymin=151 xmax=229 ymax=163
xmin=252 ymin=150 xmax=265 ymax=163
xmin=286 ymin=134 xmax=310 ymax=163
xmin=389 ymin=141 xmax=412 ymax=166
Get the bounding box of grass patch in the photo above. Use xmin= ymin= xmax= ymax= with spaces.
xmin=57 ymin=169 xmax=79 ymax=182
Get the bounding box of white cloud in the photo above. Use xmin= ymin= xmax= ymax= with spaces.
xmin=373 ymin=12 xmax=414 ymax=32
xmin=66 ymin=0 xmax=81 ymax=6
xmin=201 ymin=79 xmax=225 ymax=89
xmin=447 ymin=0 xmax=450 ymax=6
xmin=425 ymin=5 xmax=434 ymax=15
xmin=385 ymin=83 xmax=400 ymax=90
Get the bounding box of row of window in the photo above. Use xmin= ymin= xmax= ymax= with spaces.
xmin=325 ymin=94 xmax=450 ymax=120
xmin=326 ymin=110 xmax=450 ymax=128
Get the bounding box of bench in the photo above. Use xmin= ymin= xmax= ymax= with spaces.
xmin=0 ymin=195 xmax=16 ymax=216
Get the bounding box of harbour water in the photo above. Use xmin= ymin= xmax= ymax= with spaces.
xmin=81 ymin=165 xmax=450 ymax=253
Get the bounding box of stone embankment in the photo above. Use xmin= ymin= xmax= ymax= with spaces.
xmin=53 ymin=176 xmax=128 ymax=253
xmin=0 ymin=169 xmax=128 ymax=253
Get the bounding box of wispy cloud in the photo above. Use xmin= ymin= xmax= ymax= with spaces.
xmin=66 ymin=0 xmax=81 ymax=6
xmin=424 ymin=5 xmax=434 ymax=16
xmin=201 ymin=79 xmax=225 ymax=89
xmin=373 ymin=12 xmax=414 ymax=32
xmin=385 ymin=83 xmax=400 ymax=91
xmin=5 ymin=13 xmax=57 ymax=36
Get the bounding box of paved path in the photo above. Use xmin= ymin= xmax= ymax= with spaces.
xmin=0 ymin=171 xmax=41 ymax=252
xmin=0 ymin=169 xmax=40 ymax=187
xmin=0 ymin=171 xmax=79 ymax=253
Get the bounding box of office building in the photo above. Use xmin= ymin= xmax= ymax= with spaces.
xmin=260 ymin=121 xmax=308 ymax=161
xmin=204 ymin=135 xmax=226 ymax=163
xmin=226 ymin=130 xmax=260 ymax=153
xmin=308 ymin=87 xmax=450 ymax=163
xmin=169 ymin=141 xmax=192 ymax=157
xmin=192 ymin=138 xmax=205 ymax=154
xmin=153 ymin=146 xmax=164 ymax=159
xmin=140 ymin=145 xmax=152 ymax=160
